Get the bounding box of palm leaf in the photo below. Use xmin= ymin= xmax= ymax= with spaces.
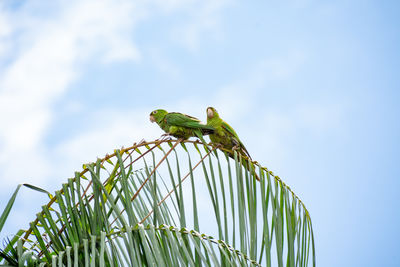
xmin=0 ymin=139 xmax=315 ymax=266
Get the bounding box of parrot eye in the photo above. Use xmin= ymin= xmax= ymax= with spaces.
xmin=153 ymin=110 xmax=157 ymax=114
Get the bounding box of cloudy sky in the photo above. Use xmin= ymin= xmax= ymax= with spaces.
xmin=0 ymin=0 xmax=399 ymax=266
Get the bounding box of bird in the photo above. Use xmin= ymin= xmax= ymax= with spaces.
xmin=206 ymin=107 xmax=260 ymax=181
xmin=150 ymin=109 xmax=214 ymax=144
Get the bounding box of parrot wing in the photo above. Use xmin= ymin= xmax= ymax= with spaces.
xmin=166 ymin=113 xmax=214 ymax=130
xmin=221 ymin=120 xmax=252 ymax=159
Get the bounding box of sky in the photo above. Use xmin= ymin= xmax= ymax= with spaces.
xmin=0 ymin=0 xmax=399 ymax=266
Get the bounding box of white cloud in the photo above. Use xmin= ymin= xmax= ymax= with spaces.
xmin=170 ymin=0 xmax=229 ymax=51
xmin=0 ymin=9 xmax=11 ymax=59
xmin=0 ymin=0 xmax=142 ymax=191
xmin=0 ymin=0 xmax=232 ymax=196
xmin=209 ymin=50 xmax=307 ymax=121
xmin=52 ymin=109 xmax=157 ymax=179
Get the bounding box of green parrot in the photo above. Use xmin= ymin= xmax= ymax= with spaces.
xmin=150 ymin=109 xmax=214 ymax=143
xmin=206 ymin=107 xmax=260 ymax=181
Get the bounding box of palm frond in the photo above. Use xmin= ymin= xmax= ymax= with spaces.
xmin=1 ymin=139 xmax=315 ymax=266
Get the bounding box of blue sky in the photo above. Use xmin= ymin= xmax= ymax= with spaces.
xmin=0 ymin=0 xmax=399 ymax=266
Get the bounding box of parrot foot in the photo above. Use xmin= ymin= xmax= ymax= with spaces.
xmin=158 ymin=134 xmax=173 ymax=142
xmin=232 ymin=145 xmax=240 ymax=151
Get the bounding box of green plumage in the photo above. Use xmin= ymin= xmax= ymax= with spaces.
xmin=206 ymin=107 xmax=259 ymax=180
xmin=150 ymin=109 xmax=214 ymax=143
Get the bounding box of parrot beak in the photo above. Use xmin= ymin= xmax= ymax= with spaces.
xmin=149 ymin=115 xmax=155 ymax=123
xmin=207 ymin=108 xmax=214 ymax=118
